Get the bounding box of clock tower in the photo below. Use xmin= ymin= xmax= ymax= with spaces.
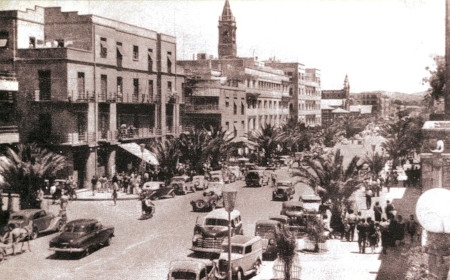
xmin=218 ymin=0 xmax=237 ymax=59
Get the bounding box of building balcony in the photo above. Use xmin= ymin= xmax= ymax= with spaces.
xmin=30 ymin=90 xmax=161 ymax=104
xmin=184 ymin=104 xmax=220 ymax=113
xmin=50 ymin=132 xmax=96 ymax=146
xmin=0 ymin=125 xmax=19 ymax=144
xmin=117 ymin=127 xmax=162 ymax=141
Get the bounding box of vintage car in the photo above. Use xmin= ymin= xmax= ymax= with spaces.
xmin=269 ymin=215 xmax=289 ymax=227
xmin=191 ymin=209 xmax=243 ymax=255
xmin=141 ymin=181 xmax=175 ymax=200
xmin=49 ymin=218 xmax=114 ymax=257
xmin=190 ymin=190 xmax=223 ymax=212
xmin=299 ymin=194 xmax=322 ymax=213
xmin=206 ymin=172 xmax=225 ymax=189
xmin=215 ymin=235 xmax=263 ymax=279
xmin=170 ymin=175 xmax=195 ymax=195
xmin=227 ymin=166 xmax=242 ymax=181
xmin=245 ymin=170 xmax=268 ymax=187
xmin=255 ymin=219 xmax=282 ymax=259
xmin=167 ymin=259 xmax=215 ymax=280
xmin=8 ymin=209 xmax=65 ymax=240
xmin=272 ymin=180 xmax=295 ymax=201
xmin=193 ymin=175 xmax=208 ymax=191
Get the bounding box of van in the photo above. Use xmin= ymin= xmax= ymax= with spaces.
xmin=191 ymin=209 xmax=243 ymax=255
xmin=167 ymin=260 xmax=215 ymax=280
xmin=255 ymin=219 xmax=282 ymax=259
xmin=245 ymin=170 xmax=269 ymax=187
xmin=215 ymin=235 xmax=263 ymax=279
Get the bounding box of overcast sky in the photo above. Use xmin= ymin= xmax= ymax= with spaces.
xmin=1 ymin=0 xmax=445 ymax=93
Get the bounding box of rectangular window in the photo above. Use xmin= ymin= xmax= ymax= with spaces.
xmin=133 ymin=78 xmax=139 ymax=95
xmin=133 ymin=45 xmax=139 ymax=60
xmin=148 ymin=80 xmax=154 ymax=99
xmin=225 ymin=101 xmax=229 ymax=108
xmin=100 ymin=37 xmax=107 ymax=58
xmin=167 ymin=81 xmax=172 ymax=92
xmin=225 ymin=121 xmax=229 ymax=130
xmin=148 ymin=48 xmax=153 ymax=72
xmin=38 ymin=70 xmax=51 ymax=100
xmin=0 ymin=31 xmax=8 ymax=48
xmin=77 ymin=72 xmax=85 ymax=95
xmin=116 ymin=42 xmax=123 ymax=67
xmin=167 ymin=51 xmax=172 ymax=74
xmin=29 ymin=37 xmax=36 ymax=48
xmin=233 ymin=101 xmax=237 ymax=115
xmin=241 ymin=102 xmax=245 ymax=115
xmin=117 ymin=77 xmax=123 ymax=100
xmin=101 ymin=75 xmax=107 ymax=101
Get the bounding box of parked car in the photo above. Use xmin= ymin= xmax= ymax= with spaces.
xmin=49 ymin=218 xmax=114 ymax=257
xmin=255 ymin=219 xmax=282 ymax=259
xmin=193 ymin=175 xmax=208 ymax=191
xmin=272 ymin=180 xmax=295 ymax=201
xmin=167 ymin=259 xmax=215 ymax=280
xmin=206 ymin=172 xmax=225 ymax=189
xmin=191 ymin=209 xmax=243 ymax=255
xmin=245 ymin=170 xmax=269 ymax=187
xmin=215 ymin=235 xmax=263 ymax=279
xmin=170 ymin=175 xmax=195 ymax=195
xmin=8 ymin=209 xmax=65 ymax=240
xmin=141 ymin=181 xmax=175 ymax=200
xmin=190 ymin=190 xmax=223 ymax=212
xmin=299 ymin=194 xmax=322 ymax=213
xmin=280 ymin=201 xmax=304 ymax=221
xmin=269 ymin=215 xmax=289 ymax=227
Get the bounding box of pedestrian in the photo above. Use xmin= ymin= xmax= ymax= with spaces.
xmin=385 ymin=200 xmax=395 ymax=220
xmin=342 ymin=219 xmax=350 ymax=241
xmin=357 ymin=218 xmax=369 ymax=254
xmin=367 ymin=218 xmax=377 ymax=253
xmin=50 ymin=182 xmax=57 ymax=204
xmin=385 ymin=172 xmax=391 ymax=193
xmin=406 ymin=214 xmax=419 ymax=244
xmin=373 ymin=201 xmax=383 ymax=222
xmin=395 ymin=215 xmax=406 ymax=246
xmin=365 ymin=187 xmax=373 ymax=209
xmin=380 ymin=218 xmax=390 ymax=254
xmin=345 ymin=209 xmax=357 ymax=242
xmin=375 ymin=176 xmax=381 ymax=197
xmin=35 ymin=188 xmax=44 ymax=209
xmin=91 ymin=175 xmax=98 ymax=196
xmin=271 ymin=172 xmax=277 ymax=187
xmin=60 ymin=190 xmax=69 ymax=210
xmin=112 ymin=180 xmax=118 ymax=206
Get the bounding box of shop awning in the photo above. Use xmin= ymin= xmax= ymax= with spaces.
xmin=119 ymin=143 xmax=159 ymax=165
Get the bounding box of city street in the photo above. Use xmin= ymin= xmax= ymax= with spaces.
xmin=0 ymin=167 xmax=315 ymax=280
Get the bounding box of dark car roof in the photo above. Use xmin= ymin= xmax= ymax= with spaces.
xmin=11 ymin=209 xmax=43 ymax=217
xmin=66 ymin=219 xmax=99 ymax=226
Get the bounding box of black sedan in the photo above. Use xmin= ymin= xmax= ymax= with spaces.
xmin=49 ymin=219 xmax=114 ymax=258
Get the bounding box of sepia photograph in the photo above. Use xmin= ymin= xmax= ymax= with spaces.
xmin=0 ymin=0 xmax=447 ymax=279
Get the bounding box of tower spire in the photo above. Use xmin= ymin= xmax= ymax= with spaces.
xmin=218 ymin=0 xmax=237 ymax=59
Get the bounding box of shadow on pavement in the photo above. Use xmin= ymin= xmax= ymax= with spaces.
xmin=375 ymin=186 xmax=422 ymax=280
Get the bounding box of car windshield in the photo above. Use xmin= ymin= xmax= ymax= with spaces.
xmin=255 ymin=225 xmax=276 ymax=236
xmin=205 ymin=218 xmax=228 ymax=227
xmin=10 ymin=215 xmax=25 ymax=220
xmin=171 ymin=271 xmax=197 ymax=280
xmin=287 ymin=206 xmax=303 ymax=212
xmin=64 ymin=224 xmax=88 ymax=233
xmin=222 ymin=245 xmax=243 ymax=254
xmin=246 ymin=173 xmax=259 ymax=179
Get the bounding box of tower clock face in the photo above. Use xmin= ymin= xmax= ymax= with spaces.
xmin=222 ymin=30 xmax=231 ymax=43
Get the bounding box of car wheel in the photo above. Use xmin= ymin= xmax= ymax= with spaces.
xmin=30 ymin=227 xmax=38 ymax=240
xmin=253 ymin=260 xmax=262 ymax=275
xmin=195 ymin=200 xmax=206 ymax=210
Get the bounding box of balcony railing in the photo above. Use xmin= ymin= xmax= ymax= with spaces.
xmin=117 ymin=127 xmax=161 ymax=141
xmin=184 ymin=104 xmax=219 ymax=112
xmin=31 ymin=90 xmax=159 ymax=104
xmin=50 ymin=132 xmax=96 ymax=145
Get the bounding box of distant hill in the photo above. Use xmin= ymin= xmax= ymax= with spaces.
xmin=351 ymin=91 xmax=426 ymax=104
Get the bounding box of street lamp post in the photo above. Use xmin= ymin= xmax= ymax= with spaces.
xmin=371 ymin=144 xmax=376 ymax=174
xmin=223 ymin=188 xmax=237 ymax=280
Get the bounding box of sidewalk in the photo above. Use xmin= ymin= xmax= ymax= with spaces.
xmin=74 ymin=189 xmax=139 ymax=201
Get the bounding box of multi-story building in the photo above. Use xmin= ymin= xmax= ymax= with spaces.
xmin=0 ymin=71 xmax=19 ymax=146
xmin=178 ymin=0 xmax=290 ymax=136
xmin=321 ymin=75 xmax=350 ymax=111
xmin=0 ymin=6 xmax=183 ymax=187
xmin=265 ymin=61 xmax=322 ymax=127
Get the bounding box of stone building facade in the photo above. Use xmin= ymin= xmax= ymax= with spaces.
xmin=0 ymin=6 xmax=183 ymax=187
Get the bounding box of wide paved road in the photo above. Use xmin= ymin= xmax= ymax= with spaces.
xmin=0 ymin=167 xmax=313 ymax=280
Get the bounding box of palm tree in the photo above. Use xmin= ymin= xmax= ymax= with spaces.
xmin=336 ymin=114 xmax=370 ymax=139
xmin=279 ymin=118 xmax=315 ymax=154
xmin=150 ymin=137 xmax=181 ymax=184
xmin=319 ymin=124 xmax=344 ymax=148
xmin=178 ymin=128 xmax=211 ymax=175
xmin=248 ymin=124 xmax=281 ymax=166
xmin=0 ymin=143 xmax=67 ymax=209
xmin=275 ymin=229 xmax=298 ymax=280
xmin=293 ymin=149 xmax=361 ymax=231
xmin=203 ymin=126 xmax=234 ymax=170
